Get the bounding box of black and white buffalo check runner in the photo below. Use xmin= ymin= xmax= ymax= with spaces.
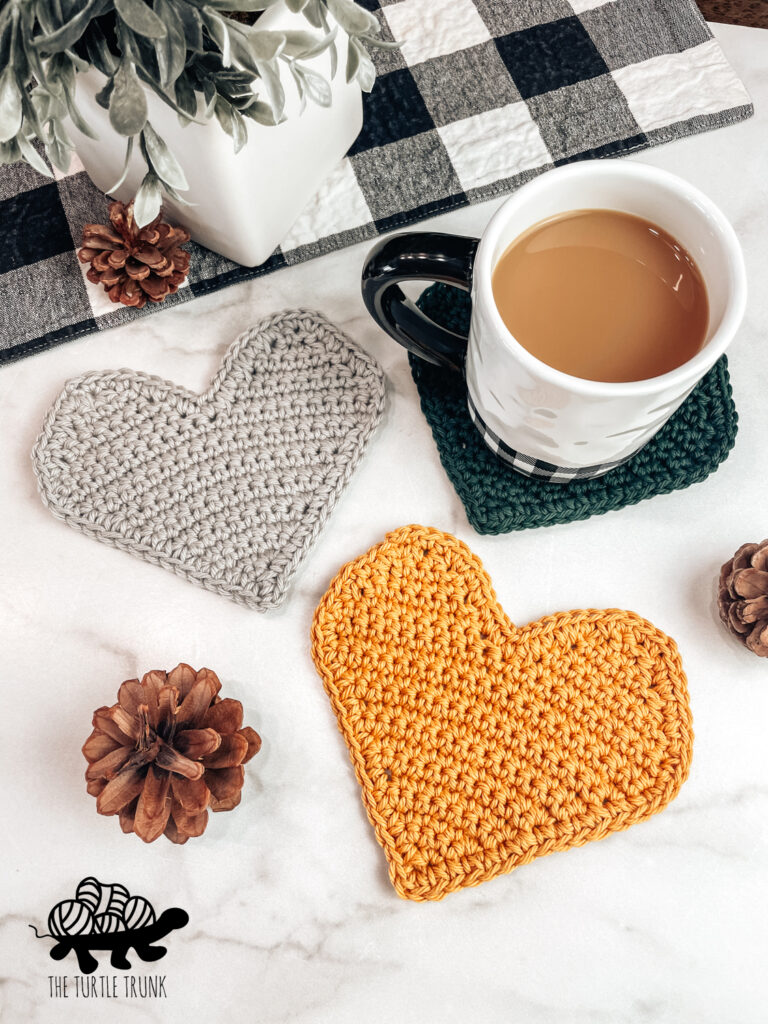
xmin=0 ymin=0 xmax=752 ymax=363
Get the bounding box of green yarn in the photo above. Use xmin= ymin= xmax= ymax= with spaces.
xmin=412 ymin=284 xmax=738 ymax=535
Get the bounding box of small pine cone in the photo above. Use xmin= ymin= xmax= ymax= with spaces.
xmin=78 ymin=200 xmax=191 ymax=310
xmin=718 ymin=540 xmax=768 ymax=656
xmin=83 ymin=666 xmax=261 ymax=843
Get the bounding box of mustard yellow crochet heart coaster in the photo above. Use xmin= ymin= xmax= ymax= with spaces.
xmin=311 ymin=526 xmax=693 ymax=902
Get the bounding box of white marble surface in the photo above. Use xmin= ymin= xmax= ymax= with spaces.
xmin=1 ymin=22 xmax=767 ymax=1024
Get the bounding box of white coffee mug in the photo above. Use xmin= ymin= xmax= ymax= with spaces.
xmin=362 ymin=162 xmax=747 ymax=482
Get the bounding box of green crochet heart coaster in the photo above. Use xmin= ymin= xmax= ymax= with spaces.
xmin=411 ymin=285 xmax=738 ymax=535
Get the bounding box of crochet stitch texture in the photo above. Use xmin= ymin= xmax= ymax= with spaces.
xmin=32 ymin=310 xmax=385 ymax=610
xmin=311 ymin=526 xmax=693 ymax=901
xmin=412 ymin=284 xmax=738 ymax=534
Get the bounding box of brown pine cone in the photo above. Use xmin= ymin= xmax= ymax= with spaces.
xmin=718 ymin=540 xmax=768 ymax=656
xmin=78 ymin=200 xmax=191 ymax=310
xmin=83 ymin=665 xmax=261 ymax=844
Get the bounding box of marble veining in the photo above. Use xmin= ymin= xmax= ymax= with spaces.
xmin=0 ymin=23 xmax=766 ymax=1024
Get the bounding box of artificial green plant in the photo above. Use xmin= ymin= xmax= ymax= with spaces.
xmin=0 ymin=0 xmax=393 ymax=223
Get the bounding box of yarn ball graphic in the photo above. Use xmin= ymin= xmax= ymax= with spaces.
xmin=123 ymin=896 xmax=156 ymax=931
xmin=94 ymin=912 xmax=124 ymax=934
xmin=46 ymin=879 xmax=155 ymax=937
xmin=104 ymin=883 xmax=129 ymax=916
xmin=48 ymin=900 xmax=93 ymax=938
xmin=74 ymin=877 xmax=101 ymax=911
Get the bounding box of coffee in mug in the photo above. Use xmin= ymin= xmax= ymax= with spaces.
xmin=490 ymin=209 xmax=709 ymax=384
xmin=361 ymin=162 xmax=746 ymax=482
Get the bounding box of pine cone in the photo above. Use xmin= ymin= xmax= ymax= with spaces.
xmin=78 ymin=200 xmax=191 ymax=310
xmin=718 ymin=540 xmax=768 ymax=656
xmin=83 ymin=665 xmax=261 ymax=843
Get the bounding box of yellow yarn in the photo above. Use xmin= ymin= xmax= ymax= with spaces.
xmin=311 ymin=525 xmax=693 ymax=902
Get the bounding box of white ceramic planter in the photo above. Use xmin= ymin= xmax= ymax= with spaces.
xmin=68 ymin=4 xmax=363 ymax=266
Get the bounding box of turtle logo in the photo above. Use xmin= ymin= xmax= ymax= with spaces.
xmin=30 ymin=876 xmax=188 ymax=974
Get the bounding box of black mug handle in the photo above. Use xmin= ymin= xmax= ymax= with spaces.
xmin=361 ymin=232 xmax=480 ymax=373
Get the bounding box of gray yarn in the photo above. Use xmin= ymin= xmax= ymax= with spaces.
xmin=32 ymin=309 xmax=386 ymax=610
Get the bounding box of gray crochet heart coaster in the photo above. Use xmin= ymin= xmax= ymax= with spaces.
xmin=32 ymin=310 xmax=386 ymax=610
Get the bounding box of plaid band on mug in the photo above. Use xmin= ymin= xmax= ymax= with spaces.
xmin=466 ymin=392 xmax=636 ymax=481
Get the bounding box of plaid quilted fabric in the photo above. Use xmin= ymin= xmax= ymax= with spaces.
xmin=0 ymin=0 xmax=752 ymax=364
